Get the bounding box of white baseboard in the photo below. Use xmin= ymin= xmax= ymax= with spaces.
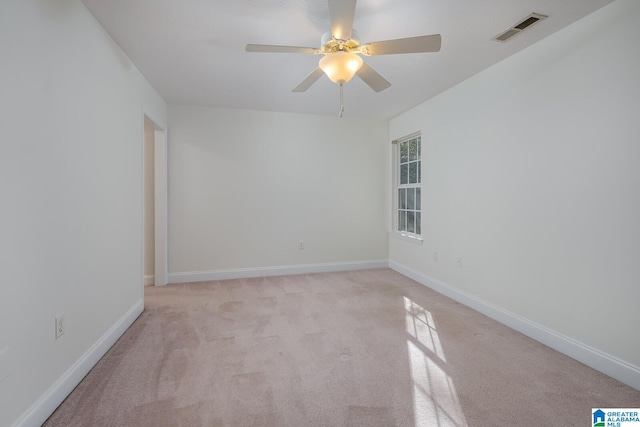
xmin=12 ymin=299 xmax=144 ymax=427
xmin=144 ymin=275 xmax=155 ymax=286
xmin=389 ymin=260 xmax=640 ymax=391
xmin=168 ymin=260 xmax=389 ymax=284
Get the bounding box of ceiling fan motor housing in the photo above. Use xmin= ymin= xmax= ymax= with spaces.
xmin=321 ymin=30 xmax=361 ymax=52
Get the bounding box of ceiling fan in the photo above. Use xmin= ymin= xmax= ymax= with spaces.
xmin=246 ymin=0 xmax=441 ymax=115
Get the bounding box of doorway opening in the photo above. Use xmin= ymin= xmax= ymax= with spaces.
xmin=143 ymin=114 xmax=167 ymax=287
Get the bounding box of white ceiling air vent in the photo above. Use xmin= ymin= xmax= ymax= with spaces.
xmin=493 ymin=13 xmax=548 ymax=42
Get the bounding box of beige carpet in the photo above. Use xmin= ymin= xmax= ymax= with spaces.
xmin=44 ymin=269 xmax=639 ymax=426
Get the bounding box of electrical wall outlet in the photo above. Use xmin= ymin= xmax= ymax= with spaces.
xmin=55 ymin=313 xmax=65 ymax=339
xmin=298 ymin=240 xmax=304 ymax=250
xmin=456 ymin=257 xmax=463 ymax=269
xmin=433 ymin=251 xmax=438 ymax=261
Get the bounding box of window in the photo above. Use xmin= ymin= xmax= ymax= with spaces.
xmin=395 ymin=133 xmax=421 ymax=238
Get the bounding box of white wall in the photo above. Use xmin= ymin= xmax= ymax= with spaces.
xmin=390 ymin=0 xmax=640 ymax=381
xmin=0 ymin=1 xmax=167 ymax=425
xmin=168 ymin=106 xmax=389 ymax=277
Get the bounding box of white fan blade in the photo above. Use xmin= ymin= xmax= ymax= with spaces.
xmin=246 ymin=44 xmax=319 ymax=54
xmin=356 ymin=63 xmax=391 ymax=92
xmin=328 ymin=0 xmax=357 ymax=41
xmin=293 ymin=68 xmax=325 ymax=92
xmin=360 ymin=34 xmax=441 ymax=56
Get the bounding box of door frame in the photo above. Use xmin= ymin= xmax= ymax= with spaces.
xmin=142 ymin=111 xmax=168 ymax=287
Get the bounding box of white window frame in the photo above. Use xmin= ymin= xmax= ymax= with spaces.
xmin=392 ymin=132 xmax=423 ymax=245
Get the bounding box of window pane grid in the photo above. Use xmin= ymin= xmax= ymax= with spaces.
xmin=396 ymin=136 xmax=421 ymax=236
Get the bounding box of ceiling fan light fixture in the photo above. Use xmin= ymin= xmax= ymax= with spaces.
xmin=319 ymin=51 xmax=363 ymax=85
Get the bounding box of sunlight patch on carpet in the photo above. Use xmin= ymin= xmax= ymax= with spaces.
xmin=405 ymin=297 xmax=467 ymax=426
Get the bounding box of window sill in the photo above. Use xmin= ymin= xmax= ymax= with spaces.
xmin=390 ymin=232 xmax=423 ymax=245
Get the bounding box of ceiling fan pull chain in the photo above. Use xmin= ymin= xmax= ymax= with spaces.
xmin=339 ymin=84 xmax=344 ymax=118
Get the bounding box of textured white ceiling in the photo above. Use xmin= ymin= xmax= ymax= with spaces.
xmin=81 ymin=0 xmax=613 ymax=119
